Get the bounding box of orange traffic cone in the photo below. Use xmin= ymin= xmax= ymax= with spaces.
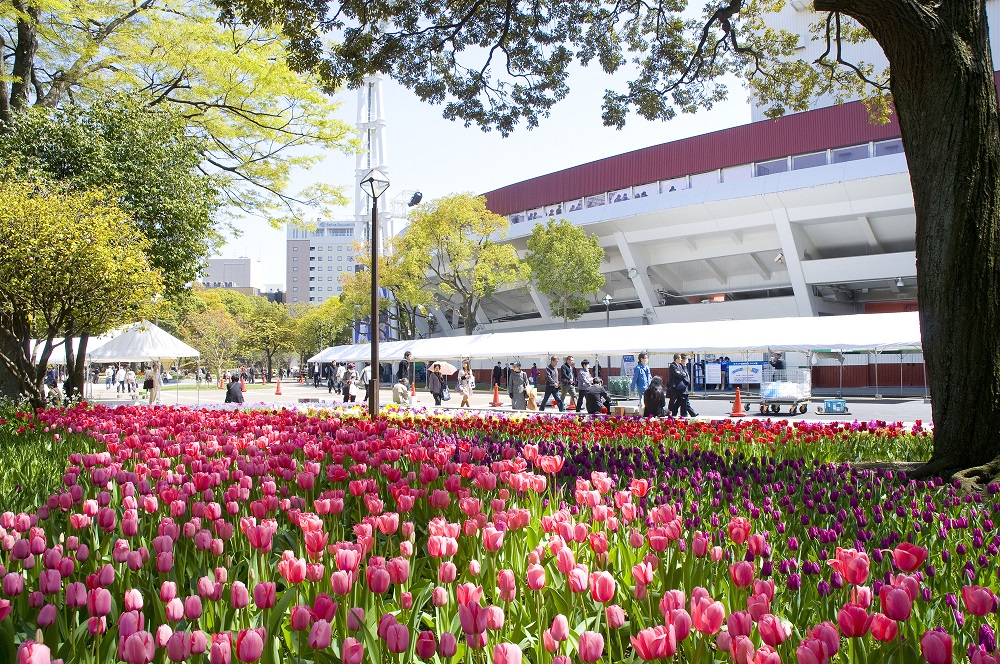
xmin=568 ymin=393 xmax=576 ymax=410
xmin=275 ymin=378 xmax=282 ymax=395
xmin=218 ymin=377 xmax=224 ymax=389
xmin=410 ymin=381 xmax=416 ymax=397
xmin=240 ymin=377 xmax=246 ymax=393
xmin=730 ymin=387 xmax=747 ymax=417
xmin=490 ymin=383 xmax=503 ymax=407
xmin=298 ymin=374 xmax=305 ymax=384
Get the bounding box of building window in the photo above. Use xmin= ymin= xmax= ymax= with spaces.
xmin=874 ymin=138 xmax=904 ymax=157
xmin=292 ymin=277 xmax=298 ymax=282
xmin=755 ymin=158 xmax=789 ymax=176
xmin=338 ymin=246 xmax=343 ymax=251
xmin=337 ymin=286 xmax=342 ymax=292
xmin=328 ymin=276 xmax=333 ymax=281
xmin=347 ymin=256 xmax=353 ymax=262
xmin=338 ymin=256 xmax=343 ymax=261
xmin=292 ymin=287 xmax=298 ymax=292
xmin=292 ymin=246 xmax=299 ymax=251
xmin=792 ymin=152 xmax=827 ymax=170
xmin=292 ymin=297 xmax=298 ymax=302
xmin=831 ymin=144 xmax=870 ymax=163
xmin=292 ymin=267 xmax=298 ymax=272
xmin=292 ymin=256 xmax=298 ymax=262
xmin=328 ymin=245 xmax=333 ymax=251
xmin=327 ymin=287 xmax=333 ymax=291
xmin=338 ymin=266 xmax=343 ymax=271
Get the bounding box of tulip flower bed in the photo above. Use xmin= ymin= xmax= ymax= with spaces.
xmin=0 ymin=403 xmax=995 ymax=664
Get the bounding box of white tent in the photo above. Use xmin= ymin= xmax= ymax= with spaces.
xmin=87 ymin=321 xmax=200 ymax=362
xmin=307 ymin=311 xmax=921 ymax=364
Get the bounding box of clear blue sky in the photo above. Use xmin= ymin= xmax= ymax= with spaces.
xmin=216 ymin=67 xmax=752 ymax=288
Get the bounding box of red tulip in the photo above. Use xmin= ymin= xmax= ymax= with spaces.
xmin=837 ymin=603 xmax=872 ymax=638
xmin=415 ymin=631 xmax=436 ymax=659
xmin=889 ymin=543 xmax=928 ymax=572
xmin=727 ymin=517 xmax=752 ymax=545
xmin=870 ymin=613 xmax=899 ymax=642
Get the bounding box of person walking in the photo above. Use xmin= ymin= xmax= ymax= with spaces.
xmin=539 ymin=356 xmax=563 ymax=412
xmin=115 ymin=365 xmax=126 ymax=395
xmin=397 ymin=352 xmax=412 ymax=383
xmin=668 ymin=353 xmax=698 ymax=417
xmin=507 ymin=361 xmax=529 ymax=410
xmin=224 ymin=374 xmax=244 ymax=404
xmin=458 ymin=360 xmax=475 ymax=408
xmin=559 ymin=356 xmax=577 ymax=409
xmin=584 ymin=378 xmax=611 ymax=414
xmin=530 ymin=362 xmax=539 ymax=386
xmin=342 ymin=363 xmax=360 ymax=403
xmin=642 ymin=376 xmax=667 ymax=417
xmin=575 ymin=359 xmax=594 ymax=412
xmin=427 ymin=363 xmax=445 ymax=406
xmin=492 ymin=362 xmax=502 ymax=388
xmin=630 ymin=352 xmax=652 ymax=400
xmin=360 ymin=363 xmax=372 ymax=403
xmin=147 ymin=363 xmax=162 ymax=406
xmin=104 ymin=366 xmax=114 ymax=391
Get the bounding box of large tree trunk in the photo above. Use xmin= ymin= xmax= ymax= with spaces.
xmin=830 ymin=0 xmax=1000 ymax=488
xmin=0 ymin=34 xmax=10 ymax=125
xmin=64 ymin=334 xmax=89 ymax=400
xmin=9 ymin=5 xmax=38 ymax=111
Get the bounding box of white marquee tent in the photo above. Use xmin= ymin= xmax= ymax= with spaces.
xmin=308 ymin=311 xmax=922 ymax=364
xmin=87 ymin=321 xmax=200 ymax=363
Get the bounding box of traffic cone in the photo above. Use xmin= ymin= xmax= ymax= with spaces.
xmin=275 ymin=378 xmax=282 ymax=396
xmin=729 ymin=387 xmax=747 ymax=417
xmin=298 ymin=373 xmax=305 ymax=384
xmin=218 ymin=377 xmax=224 ymax=389
xmin=568 ymin=393 xmax=576 ymax=410
xmin=410 ymin=381 xmax=416 ymax=397
xmin=490 ymin=383 xmax=503 ymax=407
xmin=240 ymin=377 xmax=246 ymax=393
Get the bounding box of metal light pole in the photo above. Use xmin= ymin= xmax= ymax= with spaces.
xmin=361 ymin=168 xmax=390 ymax=420
xmin=603 ymin=294 xmax=612 ymax=382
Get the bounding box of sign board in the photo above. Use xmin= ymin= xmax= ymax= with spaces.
xmin=729 ymin=362 xmax=765 ymax=384
xmin=620 ymin=354 xmax=637 ymax=390
xmin=705 ymin=363 xmax=722 ymax=384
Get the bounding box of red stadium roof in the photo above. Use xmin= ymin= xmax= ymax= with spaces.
xmin=482 ymin=98 xmax=903 ymax=216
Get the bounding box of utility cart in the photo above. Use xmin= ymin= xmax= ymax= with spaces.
xmin=758 ymin=366 xmax=811 ymax=415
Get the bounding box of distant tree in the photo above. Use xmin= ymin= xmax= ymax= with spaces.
xmin=0 ymin=179 xmax=161 ymax=406
xmin=184 ymin=307 xmax=241 ymax=383
xmin=291 ymin=298 xmax=351 ymax=368
xmin=402 ymin=194 xmax=529 ymax=335
xmin=339 ymin=235 xmax=433 ymax=340
xmin=241 ymin=298 xmax=296 ymax=381
xmin=526 ymin=218 xmax=606 ymax=328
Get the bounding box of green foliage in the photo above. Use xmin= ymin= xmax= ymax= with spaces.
xmin=0 ymin=0 xmax=357 ymax=219
xmin=402 ymin=194 xmax=530 ymax=335
xmin=216 ymin=0 xmax=891 ymax=135
xmin=0 ymin=178 xmax=162 ymax=405
xmin=241 ymin=297 xmax=296 ymax=379
xmin=0 ymin=99 xmax=223 ymax=294
xmin=291 ymin=298 xmax=351 ymax=365
xmin=526 ymin=218 xmax=606 ymax=327
xmin=339 ymin=234 xmax=433 ymax=340
xmin=0 ymin=404 xmax=96 ymax=514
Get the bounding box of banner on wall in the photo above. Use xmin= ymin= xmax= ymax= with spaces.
xmin=705 ymin=363 xmax=722 ymax=384
xmin=621 ymin=354 xmax=637 ymax=382
xmin=729 ymin=362 xmax=765 ymax=384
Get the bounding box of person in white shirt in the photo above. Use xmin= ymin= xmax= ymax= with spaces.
xmin=125 ymin=368 xmax=136 ymax=394
xmin=105 ymin=366 xmax=114 ymax=390
xmin=148 ymin=363 xmax=161 ymax=405
xmin=115 ymin=366 xmax=127 ymax=394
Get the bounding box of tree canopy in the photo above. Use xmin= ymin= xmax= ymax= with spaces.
xmin=402 ymin=194 xmax=529 ymax=336
xmin=526 ymin=218 xmax=606 ymax=328
xmin=0 ymin=178 xmax=161 ymax=406
xmin=1 ymin=0 xmax=357 ymax=219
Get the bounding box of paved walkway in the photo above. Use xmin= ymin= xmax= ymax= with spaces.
xmin=83 ymin=380 xmax=933 ymax=425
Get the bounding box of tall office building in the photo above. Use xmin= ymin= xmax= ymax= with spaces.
xmin=285 ymin=221 xmax=360 ymax=304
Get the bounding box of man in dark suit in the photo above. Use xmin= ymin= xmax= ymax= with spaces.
xmin=397 ymin=351 xmax=412 ymax=383
xmin=224 ymin=375 xmax=244 ymax=405
xmin=492 ymin=362 xmax=503 ymax=387
xmin=584 ymin=378 xmax=611 ymax=414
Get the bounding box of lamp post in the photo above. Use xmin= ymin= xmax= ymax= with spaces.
xmin=603 ymin=294 xmax=612 ymax=382
xmin=361 ymin=168 xmax=390 ymax=420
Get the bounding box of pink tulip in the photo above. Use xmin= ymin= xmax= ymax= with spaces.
xmin=386 ymin=623 xmax=409 ymax=653
xmin=606 ymin=604 xmax=626 ymax=629
xmin=165 ymin=598 xmax=184 ymax=622
xmin=347 ymin=608 xmax=365 ymax=631
xmin=18 ymin=641 xmax=51 ymax=664
xmin=631 ymin=625 xmax=676 ymax=660
xmin=827 ymin=547 xmax=870 ymax=585
xmin=870 ymin=613 xmax=899 ymax=642
xmin=230 ymin=582 xmax=249 ymax=609
xmin=962 ymin=585 xmax=999 ymax=616
xmin=729 ymin=562 xmax=754 ymax=588
xmin=754 ymin=645 xmax=781 ymax=664
xmin=577 ymin=631 xmax=604 ymax=663
xmin=342 ymin=637 xmax=364 ymax=664
xmin=758 ymin=614 xmax=791 ymax=647
xmin=879 ymin=585 xmax=913 ymax=621
xmin=589 ymin=571 xmax=615 ymax=603
xmin=485 ymin=605 xmax=504 ymax=631
xmin=166 ymin=631 xmax=192 ymax=662
xmin=253 ymin=583 xmax=275 ymax=609
xmin=795 ymin=638 xmax=827 ymax=664
xmin=308 ymin=620 xmax=332 ymax=649
xmin=290 ymin=605 xmax=312 ymax=631
xmin=185 ymin=596 xmax=203 ymax=620
xmin=920 ymin=629 xmax=953 ymax=664
xmin=124 ymin=589 xmax=143 ymax=611
xmin=156 ymin=625 xmax=173 ymax=648
xmin=87 ymin=588 xmax=111 ymax=617
xmin=235 ymin=627 xmax=265 ymax=663
xmin=415 ymin=631 xmax=437 ymax=659
xmin=438 ymin=632 xmax=457 ymax=658
xmin=121 ymin=631 xmax=156 ymax=664
xmin=727 ymin=517 xmax=752 ymax=544
xmin=526 ymin=565 xmax=546 ymax=591
xmin=493 ymin=643 xmax=522 ymax=664
xmin=733 ymin=636 xmax=755 ymax=664
xmin=809 ymin=622 xmax=840 ymax=656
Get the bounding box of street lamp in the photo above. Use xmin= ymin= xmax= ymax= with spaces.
xmin=361 ymin=167 xmax=390 ymax=420
xmin=603 ymin=294 xmax=612 ymax=381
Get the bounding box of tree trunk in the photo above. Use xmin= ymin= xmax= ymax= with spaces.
xmin=64 ymin=334 xmax=89 ymax=400
xmin=0 ymin=34 xmax=10 ymax=126
xmin=265 ymin=352 xmax=273 ymax=383
xmin=9 ymin=5 xmax=38 ymax=111
xmin=829 ymin=0 xmax=1000 ymax=487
